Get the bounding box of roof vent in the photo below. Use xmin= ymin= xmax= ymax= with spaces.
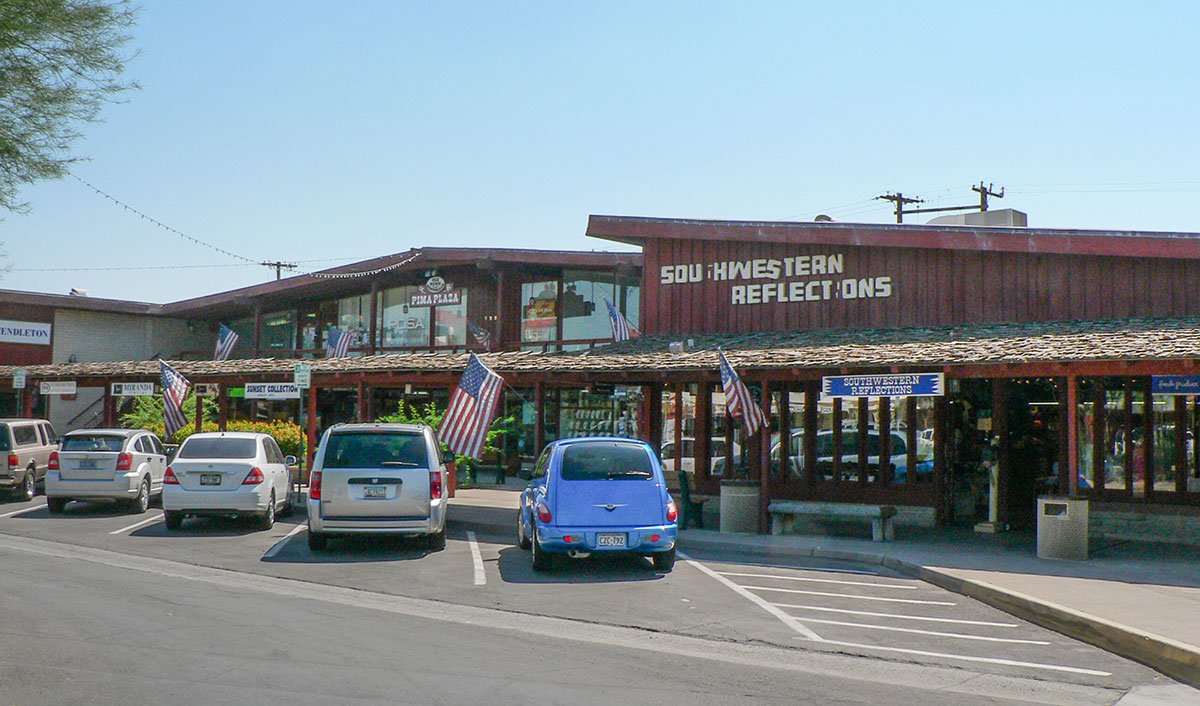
xmin=68 ymin=288 xmax=89 ymax=297
xmin=927 ymin=208 xmax=1028 ymax=227
xmin=814 ymin=214 xmax=839 ymax=222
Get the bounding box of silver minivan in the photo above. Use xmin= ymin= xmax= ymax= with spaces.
xmin=0 ymin=418 xmax=58 ymax=501
xmin=307 ymin=423 xmax=449 ymax=551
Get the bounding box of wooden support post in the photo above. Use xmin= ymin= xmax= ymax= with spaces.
xmin=356 ymin=380 xmax=366 ymax=422
xmin=648 ymin=383 xmax=664 ymax=455
xmin=1175 ymin=394 xmax=1187 ymax=494
xmin=878 ymin=397 xmax=892 ymax=484
xmin=194 ymin=391 xmax=203 ymax=434
xmin=253 ymin=304 xmax=262 ymax=358
xmin=494 ymin=269 xmax=506 ymax=350
xmin=696 ymin=383 xmax=712 ymax=483
xmin=307 ymin=385 xmax=318 ymax=473
xmin=673 ymin=385 xmax=683 ymax=472
xmin=779 ymin=387 xmax=792 ymax=480
xmin=993 ymin=378 xmax=1009 ymax=527
xmin=21 ymin=388 xmax=34 ymax=418
xmin=102 ymin=384 xmax=113 ymax=427
xmin=368 ymin=283 xmax=379 ymax=355
xmin=1124 ymin=379 xmax=1135 ymax=493
xmin=933 ymin=395 xmax=947 ymax=524
xmin=1057 ymin=376 xmax=1070 ymax=494
xmin=857 ymin=398 xmax=869 ymax=487
xmin=759 ymin=381 xmax=772 ymax=534
xmin=218 ymin=384 xmax=228 ymax=431
xmin=1092 ymin=382 xmax=1106 ymax=492
xmin=804 ymin=381 xmax=818 ymax=486
xmin=905 ymin=397 xmax=917 ymax=485
xmin=534 ymin=382 xmax=545 ymax=455
xmin=1143 ymin=376 xmax=1155 ymax=501
xmin=831 ymin=397 xmax=843 ymax=482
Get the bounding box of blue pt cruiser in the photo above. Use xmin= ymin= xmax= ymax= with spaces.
xmin=517 ymin=437 xmax=678 ymax=573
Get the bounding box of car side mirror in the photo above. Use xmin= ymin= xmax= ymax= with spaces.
xmin=284 ymin=455 xmax=298 ymax=467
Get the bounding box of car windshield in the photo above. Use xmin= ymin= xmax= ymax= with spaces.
xmin=62 ymin=434 xmax=125 ymax=452
xmin=322 ymin=432 xmax=428 ymax=469
xmin=177 ymin=437 xmax=257 ymax=459
xmin=561 ymin=442 xmax=653 ymax=480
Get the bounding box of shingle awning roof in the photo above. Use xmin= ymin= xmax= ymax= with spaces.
xmin=4 ymin=316 xmax=1200 ymax=382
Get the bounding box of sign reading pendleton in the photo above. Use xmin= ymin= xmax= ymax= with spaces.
xmin=0 ymin=320 xmax=52 ymax=346
xmin=822 ymin=373 xmax=945 ymax=399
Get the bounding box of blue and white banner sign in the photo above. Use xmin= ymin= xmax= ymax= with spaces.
xmin=1151 ymin=376 xmax=1200 ymax=395
xmin=822 ymin=373 xmax=945 ymax=399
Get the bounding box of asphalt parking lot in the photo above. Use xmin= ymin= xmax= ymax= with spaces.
xmin=0 ymin=494 xmax=1170 ymax=691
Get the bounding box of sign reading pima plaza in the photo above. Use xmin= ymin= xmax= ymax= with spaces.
xmin=0 ymin=320 xmax=52 ymax=345
xmin=659 ymin=253 xmax=893 ymax=306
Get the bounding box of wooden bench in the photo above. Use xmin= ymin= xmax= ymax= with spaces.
xmin=665 ymin=470 xmax=715 ymax=529
xmin=767 ymin=500 xmax=898 ymax=542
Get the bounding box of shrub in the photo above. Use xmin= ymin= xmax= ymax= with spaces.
xmin=119 ymin=395 xmax=304 ymax=458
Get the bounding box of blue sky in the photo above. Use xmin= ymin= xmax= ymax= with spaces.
xmin=3 ymin=1 xmax=1199 ymax=302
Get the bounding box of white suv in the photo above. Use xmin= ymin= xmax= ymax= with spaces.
xmin=46 ymin=429 xmax=167 ymax=514
xmin=307 ymin=423 xmax=449 ymax=552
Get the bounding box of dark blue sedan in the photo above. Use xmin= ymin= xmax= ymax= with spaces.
xmin=517 ymin=437 xmax=678 ymax=572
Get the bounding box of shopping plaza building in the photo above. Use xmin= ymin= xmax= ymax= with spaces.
xmin=4 ymin=213 xmax=1200 ymax=543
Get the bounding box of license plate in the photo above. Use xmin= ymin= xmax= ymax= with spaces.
xmin=200 ymin=474 xmax=222 ymax=486
xmin=597 ymin=533 xmax=626 ymax=547
xmin=363 ymin=485 xmax=387 ymax=498
xmin=77 ymin=460 xmax=99 ymax=469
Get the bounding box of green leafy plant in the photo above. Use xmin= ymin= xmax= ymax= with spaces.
xmin=118 ymin=395 xmax=304 ymax=457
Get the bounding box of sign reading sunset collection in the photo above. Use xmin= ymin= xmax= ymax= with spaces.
xmin=659 ymin=253 xmax=893 ymax=306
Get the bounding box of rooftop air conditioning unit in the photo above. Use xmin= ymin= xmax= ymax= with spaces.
xmin=68 ymin=288 xmax=90 ymax=296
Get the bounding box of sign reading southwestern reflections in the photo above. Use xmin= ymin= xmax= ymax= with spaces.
xmin=658 ymin=253 xmax=893 ymax=306
xmin=822 ymin=373 xmax=945 ymax=399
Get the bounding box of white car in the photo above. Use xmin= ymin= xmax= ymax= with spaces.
xmin=45 ymin=429 xmax=167 ymax=514
xmin=307 ymin=423 xmax=449 ymax=551
xmin=660 ymin=437 xmax=740 ymax=474
xmin=162 ymin=432 xmax=295 ymax=530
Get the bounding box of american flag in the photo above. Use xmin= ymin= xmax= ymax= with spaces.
xmin=325 ymin=327 xmax=356 ymax=358
xmin=214 ymin=323 xmax=238 ymax=361
xmin=604 ymin=297 xmax=638 ymax=342
xmin=718 ymin=350 xmax=767 ymax=436
xmin=438 ymin=353 xmax=503 ymax=459
xmin=160 ymin=360 xmax=191 ymax=440
xmin=468 ymin=320 xmax=492 ymax=350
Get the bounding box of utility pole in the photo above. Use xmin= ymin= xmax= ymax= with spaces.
xmin=260 ymin=261 xmax=297 ymax=280
xmin=875 ymin=192 xmax=923 ymax=223
xmin=876 ymin=181 xmax=1004 ymax=223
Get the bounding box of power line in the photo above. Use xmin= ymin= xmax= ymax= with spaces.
xmin=10 ymin=257 xmax=367 ymax=274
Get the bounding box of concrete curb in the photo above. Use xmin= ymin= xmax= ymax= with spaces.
xmin=676 ymin=532 xmax=1200 ymax=689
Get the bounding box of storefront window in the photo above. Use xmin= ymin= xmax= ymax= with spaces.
xmin=260 ymin=311 xmax=296 ymax=353
xmin=521 ymin=280 xmax=558 ymax=348
xmin=379 ymin=286 xmax=430 ymax=348
xmin=434 ymin=298 xmax=467 ymax=346
xmin=227 ymin=317 xmax=254 ymax=354
xmin=562 ymin=270 xmax=616 ymax=348
xmin=336 ymin=294 xmax=371 ymax=340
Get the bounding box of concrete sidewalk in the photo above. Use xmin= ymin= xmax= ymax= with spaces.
xmin=449 ymin=480 xmax=1200 ymax=688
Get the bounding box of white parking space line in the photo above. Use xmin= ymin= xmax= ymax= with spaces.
xmin=467 ymin=531 xmax=485 ymax=586
xmin=773 ymin=603 xmax=1019 ymax=627
xmin=717 ymin=571 xmax=917 ymax=590
xmin=681 ymin=553 xmax=823 ymax=641
xmin=263 ymin=524 xmax=306 ymax=558
xmin=745 ymin=585 xmax=956 ymax=605
xmin=109 ymin=513 xmax=164 ymax=535
xmin=814 ymin=638 xmax=1112 ymax=677
xmin=795 ymin=617 xmax=1051 ymax=644
xmin=0 ymin=505 xmax=42 ymax=519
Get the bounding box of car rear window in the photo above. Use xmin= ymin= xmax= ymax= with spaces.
xmin=322 ymin=432 xmax=428 ymax=469
xmin=177 ymin=437 xmax=257 ymax=459
xmin=62 ymin=434 xmax=126 ymax=452
xmin=561 ymin=442 xmax=653 ymax=481
xmin=0 ymin=425 xmax=9 ymax=451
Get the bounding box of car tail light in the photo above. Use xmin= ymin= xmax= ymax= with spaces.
xmin=644 ymin=534 xmax=660 ymax=543
xmin=48 ymin=452 xmax=59 ymax=471
xmin=666 ymin=500 xmax=678 ymax=523
xmin=7 ymin=454 xmax=18 ymax=470
xmin=243 ymin=467 xmax=265 ymax=485
xmin=429 ymin=471 xmax=442 ymax=500
xmin=309 ymin=471 xmax=321 ymax=500
xmin=535 ymin=501 xmax=552 ymax=523
xmin=163 ymin=467 xmax=179 ymax=484
xmin=116 ymin=452 xmax=133 ymax=471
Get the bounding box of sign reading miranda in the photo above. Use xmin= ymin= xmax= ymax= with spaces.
xmin=111 ymin=382 xmax=155 ymax=396
xmin=822 ymin=373 xmax=945 ymax=399
xmin=0 ymin=320 xmax=52 ymax=346
xmin=658 ymin=253 xmax=893 ymax=307
xmin=244 ymin=382 xmax=301 ymax=400
xmin=409 ymin=276 xmax=461 ymax=307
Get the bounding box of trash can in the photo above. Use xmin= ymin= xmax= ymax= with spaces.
xmin=719 ymin=479 xmax=761 ymax=534
xmin=1036 ymin=496 xmax=1088 ymax=560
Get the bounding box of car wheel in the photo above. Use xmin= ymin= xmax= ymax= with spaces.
xmin=47 ymin=497 xmax=67 ymax=514
xmin=259 ymin=493 xmax=276 ymax=530
xmin=427 ymin=526 xmax=446 ymax=551
xmin=652 ymin=547 xmax=676 ymax=572
xmin=164 ymin=511 xmax=183 ymax=530
xmin=277 ymin=491 xmax=293 ymax=517
xmin=129 ymin=478 xmax=150 ymax=514
xmin=18 ymin=470 xmax=35 ymax=501
xmin=531 ymin=528 xmax=553 ymax=572
xmin=307 ymin=530 xmax=326 ymax=551
xmin=516 ymin=510 xmax=531 ymax=550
